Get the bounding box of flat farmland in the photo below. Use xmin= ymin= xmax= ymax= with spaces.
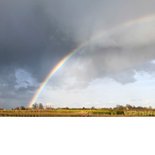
xmin=0 ymin=108 xmax=155 ymax=117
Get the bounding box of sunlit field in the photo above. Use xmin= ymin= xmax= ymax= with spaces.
xmin=0 ymin=105 xmax=155 ymax=117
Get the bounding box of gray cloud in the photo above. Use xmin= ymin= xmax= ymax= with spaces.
xmin=55 ymin=15 xmax=155 ymax=85
xmin=0 ymin=0 xmax=76 ymax=107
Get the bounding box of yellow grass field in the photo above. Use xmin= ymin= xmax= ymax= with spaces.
xmin=0 ymin=108 xmax=155 ymax=117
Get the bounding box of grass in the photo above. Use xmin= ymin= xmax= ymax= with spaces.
xmin=0 ymin=108 xmax=155 ymax=117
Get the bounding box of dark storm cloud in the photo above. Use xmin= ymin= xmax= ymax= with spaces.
xmin=0 ymin=0 xmax=76 ymax=81
xmin=1 ymin=0 xmax=155 ymax=77
xmin=0 ymin=0 xmax=76 ymax=107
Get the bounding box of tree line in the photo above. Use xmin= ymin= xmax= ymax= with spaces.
xmin=0 ymin=104 xmax=153 ymax=110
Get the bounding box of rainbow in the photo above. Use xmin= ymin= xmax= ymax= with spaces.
xmin=28 ymin=45 xmax=85 ymax=107
xmin=28 ymin=14 xmax=155 ymax=107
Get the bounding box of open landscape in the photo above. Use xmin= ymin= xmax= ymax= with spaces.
xmin=1 ymin=1 xmax=155 ymax=117
xmin=0 ymin=104 xmax=155 ymax=117
xmin=1 ymin=2 xmax=155 ymax=155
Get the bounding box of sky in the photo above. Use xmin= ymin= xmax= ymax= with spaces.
xmin=1 ymin=0 xmax=155 ymax=108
